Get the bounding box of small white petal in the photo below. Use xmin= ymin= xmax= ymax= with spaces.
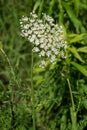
xmin=29 ymin=19 xmax=35 ymax=23
xmin=32 ymin=47 xmax=40 ymax=52
xmin=46 ymin=51 xmax=51 ymax=57
xmin=44 ymin=45 xmax=49 ymax=51
xmin=34 ymin=31 xmax=39 ymax=35
xmin=34 ymin=39 xmax=40 ymax=45
xmin=39 ymin=60 xmax=46 ymax=68
xmin=23 ymin=24 xmax=29 ymax=29
xmin=39 ymin=50 xmax=45 ymax=57
xmin=39 ymin=38 xmax=44 ymax=43
xmin=40 ymin=44 xmax=45 ymax=48
xmin=28 ymin=30 xmax=32 ymax=34
xmin=21 ymin=16 xmax=28 ymax=21
xmin=50 ymin=55 xmax=56 ymax=63
xmin=28 ymin=36 xmax=34 ymax=42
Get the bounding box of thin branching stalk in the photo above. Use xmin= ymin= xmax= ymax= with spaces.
xmin=0 ymin=48 xmax=16 ymax=129
xmin=1 ymin=46 xmax=36 ymax=129
xmin=0 ymin=49 xmax=12 ymax=70
xmin=0 ymin=48 xmax=19 ymax=86
xmin=31 ymin=51 xmax=36 ymax=130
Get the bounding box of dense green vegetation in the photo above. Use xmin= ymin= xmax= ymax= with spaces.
xmin=0 ymin=0 xmax=87 ymax=130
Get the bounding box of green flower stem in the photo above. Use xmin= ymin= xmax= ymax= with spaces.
xmin=67 ymin=78 xmax=75 ymax=110
xmin=31 ymin=51 xmax=36 ymax=130
xmin=67 ymin=78 xmax=77 ymax=130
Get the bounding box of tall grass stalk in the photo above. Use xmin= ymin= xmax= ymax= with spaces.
xmin=31 ymin=51 xmax=36 ymax=130
xmin=58 ymin=0 xmax=64 ymax=23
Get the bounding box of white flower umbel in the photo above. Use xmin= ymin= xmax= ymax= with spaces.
xmin=20 ymin=11 xmax=67 ymax=68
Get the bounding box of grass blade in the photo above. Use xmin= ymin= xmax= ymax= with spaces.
xmin=71 ymin=61 xmax=87 ymax=77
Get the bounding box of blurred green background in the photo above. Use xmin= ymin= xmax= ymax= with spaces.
xmin=0 ymin=0 xmax=87 ymax=130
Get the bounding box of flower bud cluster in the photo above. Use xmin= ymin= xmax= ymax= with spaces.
xmin=20 ymin=12 xmax=67 ymax=68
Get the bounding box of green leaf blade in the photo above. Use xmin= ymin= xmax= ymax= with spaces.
xmin=71 ymin=61 xmax=87 ymax=77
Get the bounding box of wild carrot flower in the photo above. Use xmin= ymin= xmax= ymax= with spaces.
xmin=20 ymin=12 xmax=67 ymax=68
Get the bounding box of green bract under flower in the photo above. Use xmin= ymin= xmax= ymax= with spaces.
xmin=20 ymin=12 xmax=67 ymax=68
